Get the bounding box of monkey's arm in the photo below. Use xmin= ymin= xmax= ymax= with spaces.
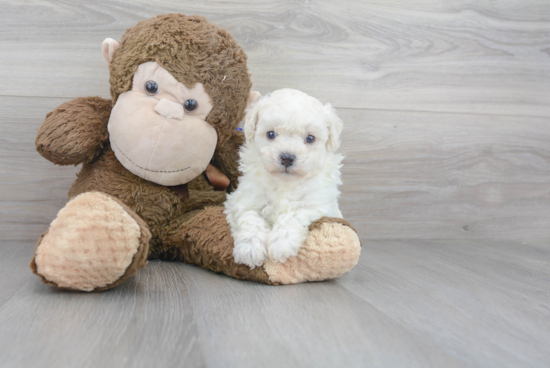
xmin=210 ymin=129 xmax=245 ymax=192
xmin=36 ymin=97 xmax=112 ymax=165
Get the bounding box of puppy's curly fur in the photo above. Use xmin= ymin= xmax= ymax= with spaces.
xmin=224 ymin=89 xmax=344 ymax=268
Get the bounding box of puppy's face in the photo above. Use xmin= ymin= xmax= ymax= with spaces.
xmin=244 ymin=89 xmax=343 ymax=179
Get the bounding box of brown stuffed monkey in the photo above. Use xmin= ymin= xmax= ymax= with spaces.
xmin=30 ymin=14 xmax=361 ymax=292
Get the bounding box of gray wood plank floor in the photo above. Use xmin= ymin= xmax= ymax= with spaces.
xmin=1 ymin=0 xmax=549 ymax=367
xmin=0 ymin=239 xmax=548 ymax=368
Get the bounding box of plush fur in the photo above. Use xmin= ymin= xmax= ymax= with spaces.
xmin=33 ymin=192 xmax=143 ymax=291
xmin=30 ymin=15 xmax=361 ymax=291
xmin=109 ymin=14 xmax=252 ymax=147
xmin=36 ymin=96 xmax=111 ymax=165
xmin=264 ymin=218 xmax=362 ymax=284
xmin=108 ymin=61 xmax=218 ymax=186
xmin=31 ymin=192 xmax=151 ymax=292
xmin=225 ymin=89 xmax=344 ymax=267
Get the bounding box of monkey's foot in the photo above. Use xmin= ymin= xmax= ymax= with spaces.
xmin=263 ymin=218 xmax=362 ymax=284
xmin=169 ymin=207 xmax=361 ymax=285
xmin=30 ymin=191 xmax=151 ymax=292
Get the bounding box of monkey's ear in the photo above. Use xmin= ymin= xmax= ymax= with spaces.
xmin=101 ymin=38 xmax=120 ymax=66
xmin=243 ymin=95 xmax=262 ymax=144
xmin=246 ymin=91 xmax=261 ymax=109
xmin=324 ymin=103 xmax=343 ymax=152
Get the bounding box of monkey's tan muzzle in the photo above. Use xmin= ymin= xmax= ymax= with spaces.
xmin=108 ymin=92 xmax=217 ymax=186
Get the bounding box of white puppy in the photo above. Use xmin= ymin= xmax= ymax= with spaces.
xmin=224 ymin=89 xmax=344 ymax=268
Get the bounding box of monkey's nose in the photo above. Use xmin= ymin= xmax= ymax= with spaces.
xmin=154 ymin=98 xmax=184 ymax=120
xmin=280 ymin=153 xmax=296 ymax=168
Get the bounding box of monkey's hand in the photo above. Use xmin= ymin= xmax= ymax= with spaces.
xmin=36 ymin=96 xmax=112 ymax=165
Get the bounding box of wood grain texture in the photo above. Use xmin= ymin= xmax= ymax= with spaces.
xmin=2 ymin=96 xmax=548 ymax=241
xmin=0 ymin=0 xmax=549 ymax=116
xmin=178 ymin=260 xmax=465 ymax=368
xmin=338 ymin=108 xmax=550 ymax=240
xmin=0 ymin=239 xmax=548 ymax=368
xmin=0 ymin=241 xmax=205 ymax=368
xmin=0 ymin=96 xmax=78 ymax=240
xmin=338 ymin=239 xmax=550 ymax=368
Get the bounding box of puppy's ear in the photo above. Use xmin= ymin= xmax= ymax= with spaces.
xmin=243 ymin=95 xmax=262 ymax=144
xmin=324 ymin=103 xmax=343 ymax=152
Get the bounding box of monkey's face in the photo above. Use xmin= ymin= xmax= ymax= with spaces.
xmin=108 ymin=62 xmax=217 ymax=186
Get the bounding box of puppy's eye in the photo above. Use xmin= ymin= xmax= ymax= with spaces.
xmin=184 ymin=99 xmax=198 ymax=112
xmin=145 ymin=80 xmax=158 ymax=95
xmin=306 ymin=135 xmax=315 ymax=144
xmin=267 ymin=131 xmax=277 ymax=140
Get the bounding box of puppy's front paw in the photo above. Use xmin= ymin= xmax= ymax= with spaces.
xmin=267 ymin=228 xmax=305 ymax=263
xmin=233 ymin=235 xmax=268 ymax=268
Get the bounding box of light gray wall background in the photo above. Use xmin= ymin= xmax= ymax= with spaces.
xmin=1 ymin=0 xmax=549 ymax=242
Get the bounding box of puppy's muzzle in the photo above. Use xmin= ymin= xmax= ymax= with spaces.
xmin=280 ymin=153 xmax=296 ymax=168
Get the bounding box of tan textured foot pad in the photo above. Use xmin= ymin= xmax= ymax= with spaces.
xmin=31 ymin=191 xmax=151 ymax=292
xmin=263 ymin=218 xmax=362 ymax=284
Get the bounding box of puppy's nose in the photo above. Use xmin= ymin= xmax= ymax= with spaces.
xmin=154 ymin=98 xmax=184 ymax=120
xmin=280 ymin=153 xmax=296 ymax=168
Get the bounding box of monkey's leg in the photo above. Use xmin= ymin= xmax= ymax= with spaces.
xmin=262 ymin=217 xmax=362 ymax=284
xmin=162 ymin=207 xmax=361 ymax=284
xmin=161 ymin=207 xmax=273 ymax=283
xmin=30 ymin=191 xmax=151 ymax=292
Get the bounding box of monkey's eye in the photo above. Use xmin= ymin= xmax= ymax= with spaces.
xmin=184 ymin=99 xmax=198 ymax=112
xmin=267 ymin=131 xmax=277 ymax=140
xmin=306 ymin=135 xmax=315 ymax=144
xmin=145 ymin=80 xmax=158 ymax=95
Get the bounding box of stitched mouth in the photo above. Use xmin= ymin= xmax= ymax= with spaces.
xmin=112 ymin=140 xmax=191 ymax=173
